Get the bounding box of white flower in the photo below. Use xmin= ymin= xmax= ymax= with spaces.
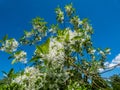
xmin=106 ymin=48 xmax=110 ymax=52
xmin=99 ymin=50 xmax=105 ymax=56
xmin=24 ymin=67 xmax=42 ymax=76
xmin=69 ymin=30 xmax=76 ymax=40
xmin=49 ymin=28 xmax=53 ymax=32
xmin=70 ymin=16 xmax=82 ymax=27
xmin=12 ymin=75 xmax=27 ymax=84
xmin=25 ymin=32 xmax=33 ymax=38
xmin=55 ymin=8 xmax=64 ymax=23
xmin=13 ymin=51 xmax=27 ymax=63
xmin=65 ymin=4 xmax=73 ymax=13
xmin=0 ymin=39 xmax=19 ymax=52
xmin=81 ymin=39 xmax=85 ymax=42
xmin=105 ymin=48 xmax=111 ymax=54
xmin=49 ymin=28 xmax=57 ymax=34
xmin=12 ymin=66 xmax=43 ymax=89
xmin=0 ymin=47 xmax=5 ymax=51
xmin=68 ymin=30 xmax=78 ymax=43
xmin=41 ymin=38 xmax=65 ymax=62
xmin=91 ymin=49 xmax=96 ymax=54
xmin=33 ymin=24 xmax=40 ymax=30
xmin=79 ymin=21 xmax=83 ymax=25
xmin=86 ymin=23 xmax=91 ymax=30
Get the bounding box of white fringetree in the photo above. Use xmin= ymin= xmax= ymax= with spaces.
xmin=0 ymin=3 xmax=113 ymax=90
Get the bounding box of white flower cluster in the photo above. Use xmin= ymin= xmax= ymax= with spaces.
xmin=66 ymin=28 xmax=86 ymax=45
xmin=65 ymin=4 xmax=72 ymax=13
xmin=12 ymin=66 xmax=43 ymax=89
xmin=25 ymin=31 xmax=33 ymax=38
xmin=105 ymin=48 xmax=111 ymax=55
xmin=88 ymin=48 xmax=96 ymax=55
xmin=13 ymin=51 xmax=27 ymax=64
xmin=33 ymin=24 xmax=41 ymax=30
xmin=12 ymin=74 xmax=27 ymax=85
xmin=68 ymin=30 xmax=79 ymax=44
xmin=86 ymin=23 xmax=92 ymax=31
xmin=42 ymin=38 xmax=65 ymax=62
xmin=70 ymin=16 xmax=82 ymax=27
xmin=55 ymin=8 xmax=64 ymax=23
xmin=65 ymin=3 xmax=74 ymax=16
xmin=0 ymin=39 xmax=19 ymax=52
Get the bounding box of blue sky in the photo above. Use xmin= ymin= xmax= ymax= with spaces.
xmin=0 ymin=0 xmax=120 ymax=78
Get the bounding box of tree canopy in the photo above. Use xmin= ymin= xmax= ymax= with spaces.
xmin=0 ymin=3 xmax=118 ymax=90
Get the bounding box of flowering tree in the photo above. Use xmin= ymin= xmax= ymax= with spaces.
xmin=0 ymin=3 xmax=112 ymax=90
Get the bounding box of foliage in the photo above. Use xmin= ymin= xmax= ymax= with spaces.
xmin=0 ymin=3 xmax=113 ymax=90
xmin=109 ymin=74 xmax=120 ymax=90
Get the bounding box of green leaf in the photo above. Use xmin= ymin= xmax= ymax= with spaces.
xmin=8 ymin=56 xmax=14 ymax=59
xmin=0 ymin=40 xmax=2 ymax=43
xmin=65 ymin=32 xmax=69 ymax=42
xmin=36 ymin=38 xmax=50 ymax=54
xmin=1 ymin=71 xmax=8 ymax=77
xmin=11 ymin=59 xmax=16 ymax=64
xmin=8 ymin=68 xmax=14 ymax=77
xmin=14 ymin=50 xmax=22 ymax=55
xmin=30 ymin=56 xmax=42 ymax=62
xmin=72 ymin=36 xmax=81 ymax=40
xmin=3 ymin=34 xmax=8 ymax=41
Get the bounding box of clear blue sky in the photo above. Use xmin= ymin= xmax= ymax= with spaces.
xmin=0 ymin=0 xmax=120 ymax=78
